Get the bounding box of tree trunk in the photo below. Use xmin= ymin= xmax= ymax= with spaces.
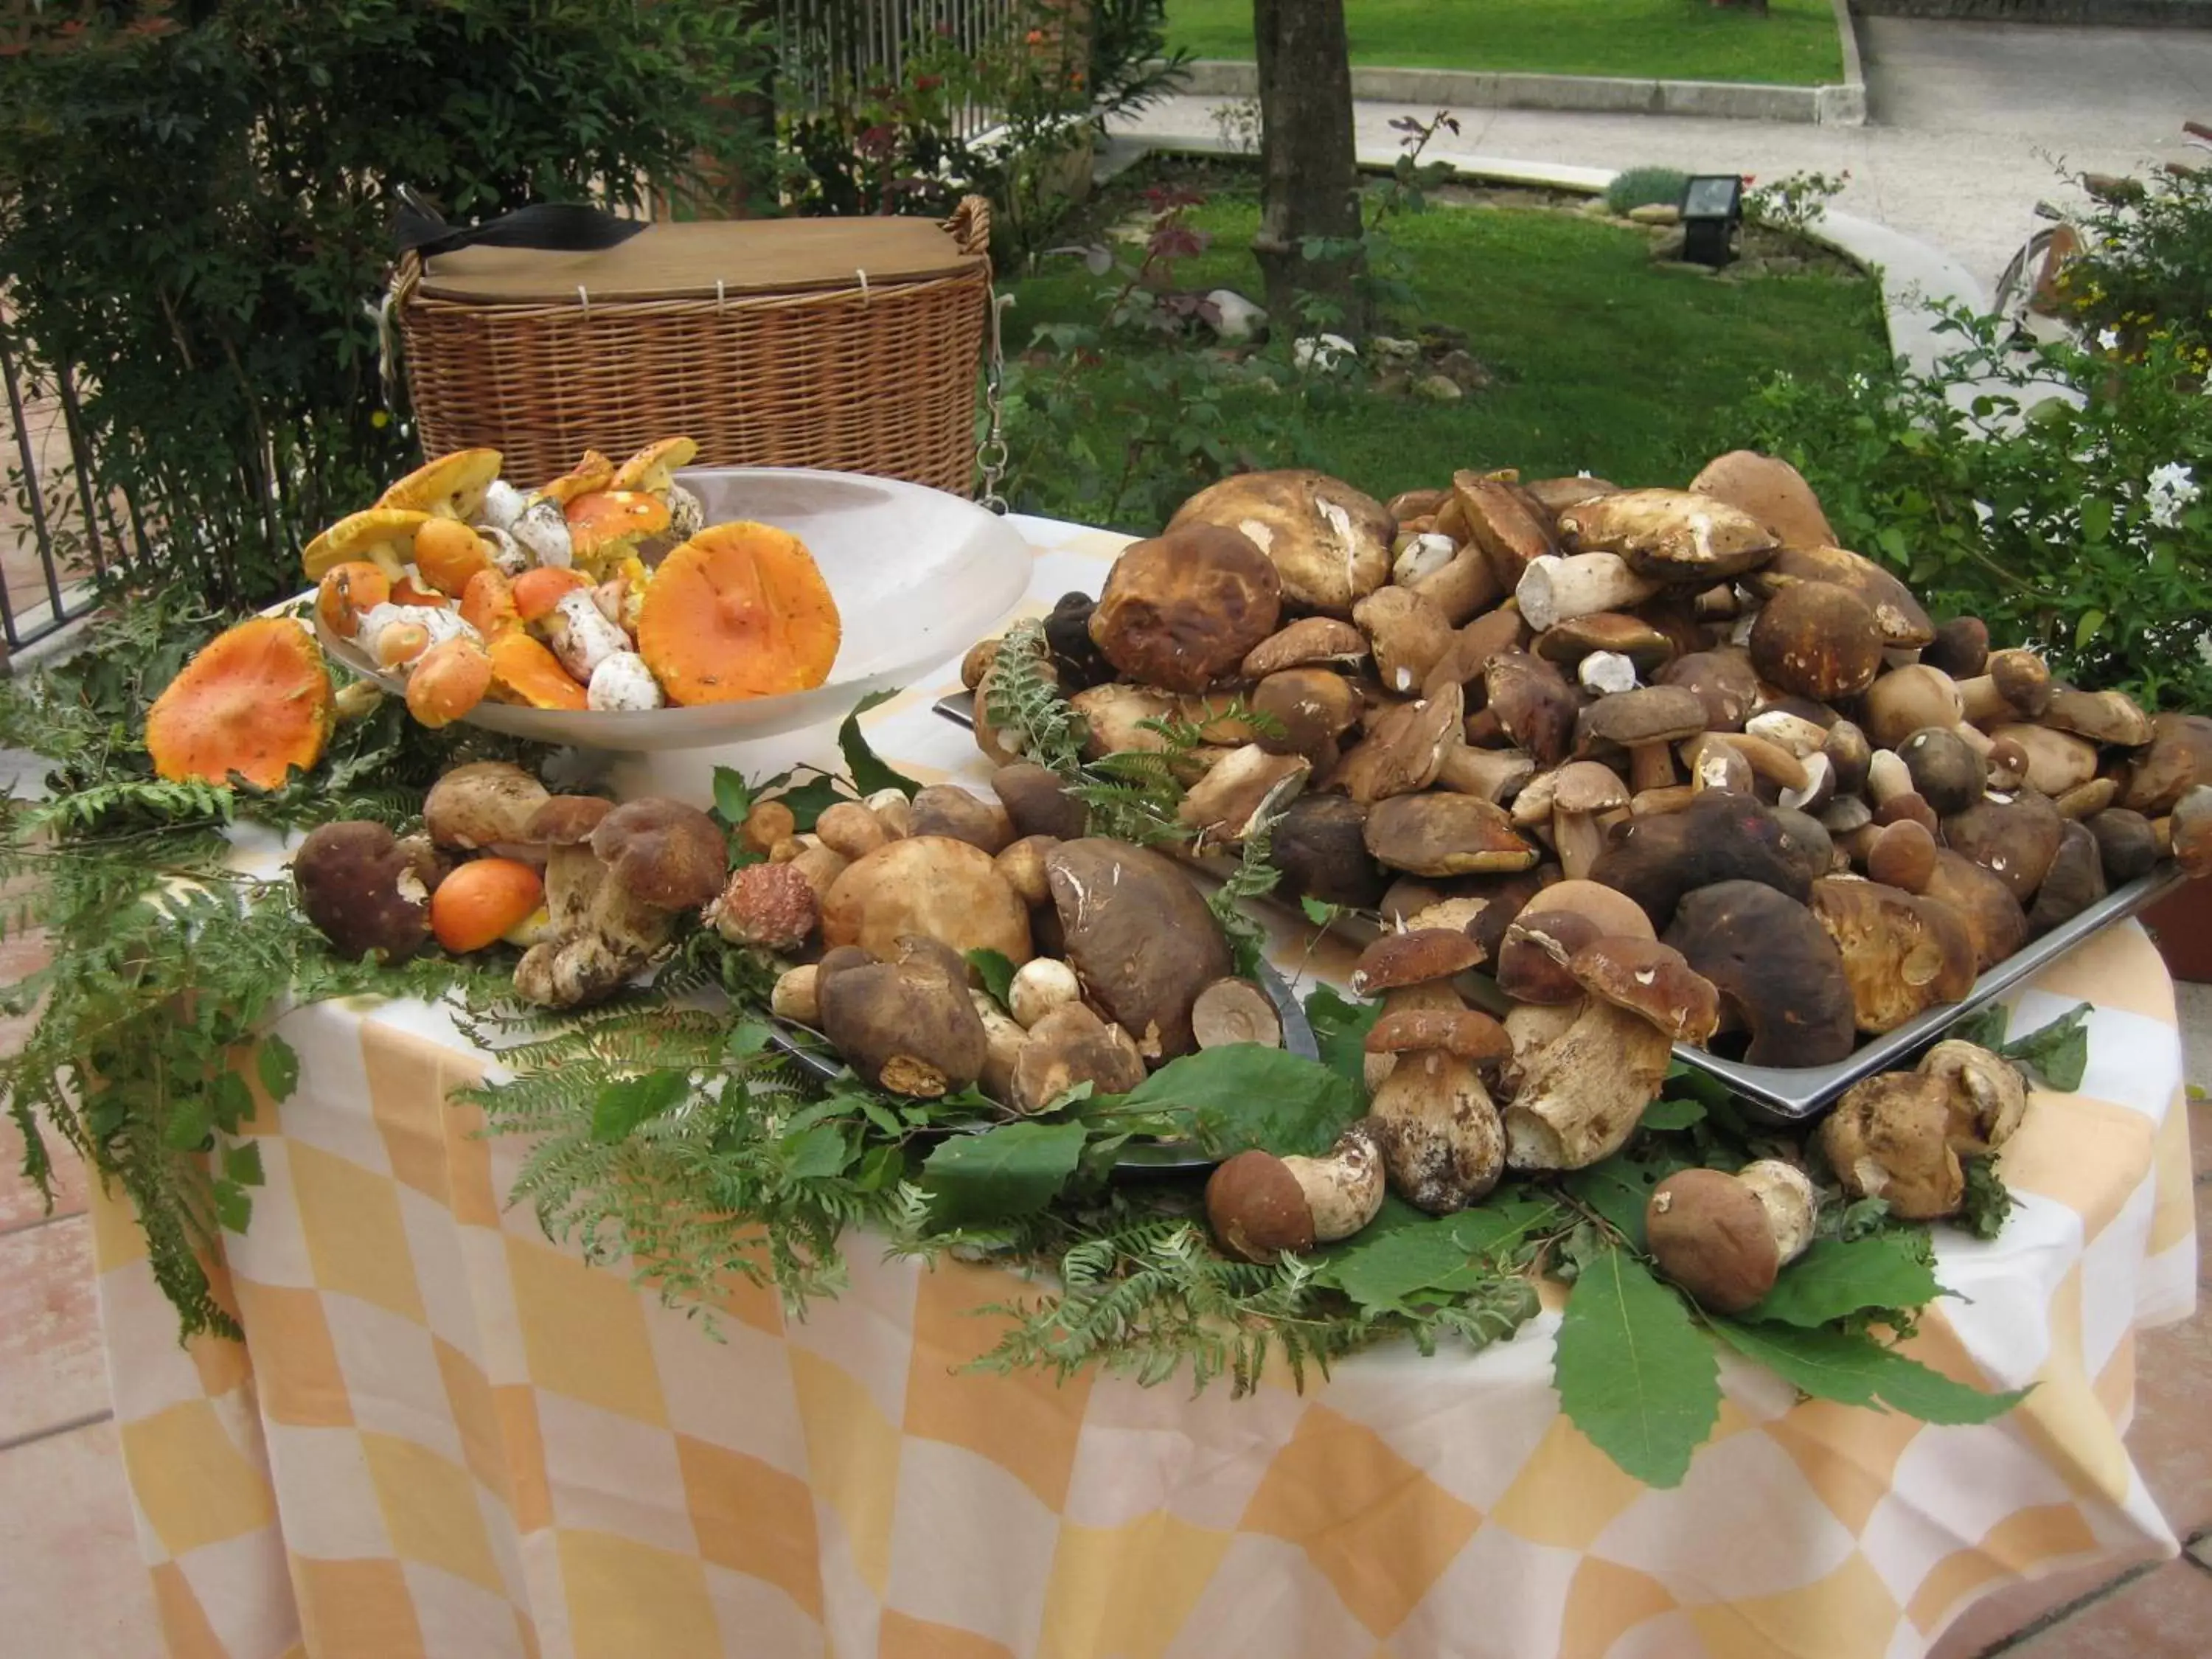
xmin=1251 ymin=0 xmax=1367 ymax=338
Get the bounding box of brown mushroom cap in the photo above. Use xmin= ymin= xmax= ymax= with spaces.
xmin=1088 ymin=524 xmax=1282 ymax=693
xmin=1809 ymin=877 xmax=1977 ymax=1034
xmin=2026 ymin=820 xmax=2108 ymax=933
xmin=1350 ymin=928 xmax=1484 ymax=995
xmin=424 ymin=760 xmax=552 ymax=853
xmin=990 ymin=762 xmax=1090 ymax=842
xmin=1045 ymin=838 xmax=1232 ymax=1060
xmin=1747 ymin=544 xmax=1934 ymax=649
xmin=1009 ymin=1001 xmax=1148 ymax=1113
xmin=1568 ymin=936 xmax=1722 ymax=1045
xmin=293 ymin=821 xmax=442 ymax=962
xmin=1253 ymin=667 xmax=1366 ymax=761
xmin=1586 ymin=790 xmax=1816 ymax=930
xmin=591 ymin=799 xmax=728 ymax=910
xmin=816 ymin=935 xmax=991 ymax=1099
xmin=1686 ymin=451 xmax=1837 ymax=552
xmin=1747 ymin=581 xmax=1883 ymax=701
xmin=2121 ymin=713 xmax=2212 ymax=815
xmin=1169 ymin=470 xmax=1394 ymax=616
xmin=2171 ymin=785 xmax=2212 ymax=879
xmin=1551 ymin=759 xmax=1632 ymax=815
xmin=1484 ymin=651 xmax=1579 ymax=768
xmin=1363 ymin=793 xmax=1540 ymax=877
xmin=1425 ymin=607 xmax=1532 ymax=697
xmin=1656 ymin=649 xmax=1761 ymax=733
xmin=2041 ymin=686 xmax=2153 ymax=748
xmin=1453 ymin=470 xmax=1560 ymax=588
xmin=1555 ymin=488 xmax=1778 ymax=582
xmin=1364 ymin=1006 xmax=1512 ymax=1060
xmin=1241 ymin=616 xmax=1368 ymax=678
xmin=1206 ymin=1150 xmax=1318 ymax=1262
xmin=1941 ymin=791 xmax=2065 ymax=904
xmin=1578 ymin=684 xmax=1707 ymax=754
xmin=1922 ymin=615 xmax=1990 ymax=679
xmin=1330 ymin=684 xmax=1464 ymax=804
xmin=1646 ymin=1168 xmax=1781 ymax=1314
xmin=2087 ymin=807 xmax=2160 ymax=886
xmin=526 ymin=793 xmax=616 ymax=846
xmin=1272 ymin=793 xmax=1388 ymax=909
xmin=1495 ymin=881 xmax=1655 ymax=1004
xmin=1820 ymin=1071 xmax=1964 ymax=1220
xmin=1664 ymin=880 xmax=1857 ymax=1068
xmin=1918 ymin=1039 xmax=2028 ymax=1155
xmin=1522 ymin=474 xmax=1621 ymax=514
xmin=1922 ymin=848 xmax=2030 ymax=971
xmin=1534 ymin=612 xmax=1676 ymax=674
xmin=1898 ymin=727 xmax=1986 ymax=818
xmin=822 ymin=835 xmax=1034 ymax=963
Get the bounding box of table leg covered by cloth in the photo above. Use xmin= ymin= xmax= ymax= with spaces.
xmin=90 ymin=517 xmax=2202 ymax=1659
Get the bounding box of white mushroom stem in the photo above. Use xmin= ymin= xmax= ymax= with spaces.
xmin=1009 ymin=957 xmax=1083 ymax=1029
xmin=1577 ymin=651 xmax=1639 ymax=696
xmin=1434 ymin=745 xmax=1534 ymax=803
xmin=477 ymin=479 xmax=527 ymax=533
xmin=1866 ymin=748 xmax=1913 ymax=806
xmin=1281 ymin=1123 xmax=1387 ymax=1240
xmin=1736 ymin=1159 xmax=1817 ymax=1265
xmin=1369 ymin=1050 xmax=1506 ymax=1213
xmin=1393 ymin=532 xmax=1458 ymax=585
xmin=357 ymin=602 xmax=479 ymax=667
xmin=1503 ymin=998 xmax=1672 ymax=1170
xmin=1515 ymin=553 xmax=1659 ymax=632
xmin=546 ymin=589 xmax=631 ymax=681
xmin=970 ymin=990 xmax=1029 ymax=1104
xmin=514 ymin=496 xmax=574 ymax=567
xmin=587 ymin=651 xmax=664 ymax=711
xmin=1551 ymin=807 xmax=1608 ymax=882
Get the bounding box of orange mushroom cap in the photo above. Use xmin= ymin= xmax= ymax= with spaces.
xmin=566 ymin=490 xmax=671 ymax=565
xmin=389 ymin=574 xmax=448 ymax=607
xmin=611 ymin=436 xmax=698 ymax=493
xmin=406 ymin=634 xmax=493 ymax=728
xmin=512 ymin=566 xmax=592 ymax=622
xmin=430 ymin=857 xmax=545 ymax=953
xmin=636 ymin=521 xmax=842 ymax=704
xmin=459 ymin=568 xmax=521 ymax=638
xmin=375 ymin=619 xmax=434 ymax=669
xmin=414 ymin=518 xmax=492 ymax=596
xmin=316 ymin=561 xmax=391 ymax=639
xmin=488 ymin=632 xmax=590 ymax=711
xmin=302 ymin=507 xmax=429 ymax=582
xmin=145 ymin=617 xmax=334 ymax=790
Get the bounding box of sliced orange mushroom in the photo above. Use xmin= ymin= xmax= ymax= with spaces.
xmin=375 ymin=619 xmax=434 ymax=669
xmin=431 ymin=857 xmax=545 ymax=952
xmin=145 ymin=617 xmax=334 ymax=790
xmin=378 ymin=448 xmax=502 ymax=521
xmin=316 ymin=561 xmax=391 ymax=638
xmin=488 ymin=632 xmax=590 ymax=711
xmin=611 ymin=436 xmax=699 ymax=493
xmin=637 ymin=521 xmax=842 ymax=704
xmin=460 ymin=568 xmax=521 ymax=638
xmin=302 ymin=507 xmax=429 ymax=582
xmin=406 ymin=634 xmax=494 ymax=728
xmin=414 ymin=518 xmax=493 ymax=596
xmin=565 ymin=490 xmax=671 ymax=576
xmin=532 ymin=450 xmax=615 ymax=507
xmin=512 ymin=566 xmax=593 ymax=623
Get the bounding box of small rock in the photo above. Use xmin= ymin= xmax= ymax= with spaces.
xmin=1648 ymin=231 xmax=1687 ymax=262
xmin=1411 ymin=373 xmax=1464 ymax=403
xmin=1653 ymin=260 xmax=1717 ymax=277
xmin=1433 ymin=349 xmax=1492 ymax=392
xmin=1628 ymin=204 xmax=1681 ymax=226
xmin=1417 ymin=323 xmax=1470 ymax=353
xmin=1206 ymin=288 xmax=1267 ymax=341
xmin=1371 ymin=370 xmax=1411 ymax=398
xmin=1293 ymin=333 xmax=1357 ymax=372
xmin=1368 ymin=335 xmax=1422 ymax=369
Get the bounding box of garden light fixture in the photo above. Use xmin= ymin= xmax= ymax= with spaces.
xmin=1679 ymin=174 xmax=1745 ymax=268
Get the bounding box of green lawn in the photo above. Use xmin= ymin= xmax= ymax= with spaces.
xmin=1167 ymin=0 xmax=1846 ymax=86
xmin=1001 ymin=185 xmax=1888 ymax=529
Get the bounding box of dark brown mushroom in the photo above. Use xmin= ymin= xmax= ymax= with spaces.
xmin=293 ymin=821 xmax=445 ymax=961
xmin=2087 ymin=807 xmax=2161 ymax=886
xmin=1454 ymin=469 xmax=1559 ymax=589
xmin=1169 ymin=470 xmax=1394 ymax=617
xmin=1921 ymin=616 xmax=1990 ymax=680
xmin=1349 ymin=928 xmax=1484 ymax=997
xmin=817 ymin=935 xmax=990 ymax=1098
xmin=2121 ymin=714 xmax=2212 ymax=815
xmin=1240 ymin=616 xmax=1368 ymax=679
xmin=1644 ymin=1167 xmax=1783 ymax=1314
xmin=1585 ymin=790 xmax=1816 ymax=930
xmin=2026 ymin=821 xmax=2109 ymax=933
xmin=1087 ymin=524 xmax=1282 ymax=693
xmin=1686 ymin=451 xmax=1837 ymax=551
xmin=1534 ymin=612 xmax=1676 ymax=676
xmin=1363 ymin=793 xmax=1540 ymax=877
xmin=1898 ymin=727 xmax=1986 ymax=815
xmin=1568 ymin=936 xmax=1721 ymax=1045
xmin=1576 ymin=684 xmax=1708 ymax=793
xmin=1045 ymin=838 xmax=1232 ymax=1061
xmin=2041 ymin=686 xmax=2153 ymax=750
xmin=1484 ymin=651 xmax=1580 ymax=768
xmin=1745 ymin=544 xmax=1933 ymax=650
xmin=1495 ymin=880 xmax=1655 ymax=1004
xmin=1921 ymin=848 xmax=2031 ymax=971
xmin=1251 ymin=667 xmax=1365 ymax=760
xmin=1330 ymin=684 xmax=1464 ymax=803
xmin=990 ymin=762 xmax=1090 ymax=841
xmin=1656 ymin=649 xmax=1762 ymax=733
xmin=1942 ymin=790 xmax=2066 ymax=904
xmin=1271 ymin=793 xmax=1388 ymax=908
xmin=1664 ymin=880 xmax=1857 ymax=1067
xmin=1747 ymin=581 xmax=1883 ymax=702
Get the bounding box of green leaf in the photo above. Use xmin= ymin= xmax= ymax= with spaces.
xmin=1947 ymin=1004 xmax=2010 ymax=1050
xmin=921 ymin=1120 xmax=1091 ymax=1228
xmin=207 ymin=1069 xmax=254 ymax=1135
xmin=782 ymin=1122 xmax=852 ymax=1180
xmin=1299 ymin=894 xmax=1340 ymax=926
xmin=1638 ymin=1096 xmax=1707 ymax=1133
xmin=212 ymin=1180 xmax=252 ymax=1235
xmin=1958 ymin=1158 xmax=2017 ymax=1240
xmin=2076 ymin=609 xmax=2107 ymax=650
xmin=965 ymin=948 xmax=1017 ymax=1009
xmin=712 ymin=766 xmax=754 ymax=827
xmin=2004 ymin=1001 xmax=2091 ymax=1091
xmin=1749 ymin=1235 xmax=1942 ymax=1328
xmin=256 ymin=1034 xmax=299 ymax=1103
xmin=726 ymin=1020 xmax=775 ymax=1059
xmin=776 ymin=773 xmax=849 ymax=834
xmin=1106 ymin=1045 xmax=1359 ymax=1158
xmin=1303 ymin=984 xmax=1382 ymax=1093
xmin=1554 ymin=1245 xmax=1720 ymax=1489
xmin=838 ymin=689 xmax=922 ymax=799
xmin=223 ymin=1141 xmax=265 ymax=1188
xmin=1562 ymin=1146 xmax=1695 ymax=1252
xmin=1318 ymin=1199 xmax=1560 ymax=1315
xmin=1711 ymin=1321 xmax=2025 ymax=1425
xmin=164 ymin=1092 xmax=213 ymax=1152
xmin=590 ymin=1071 xmax=691 ymax=1144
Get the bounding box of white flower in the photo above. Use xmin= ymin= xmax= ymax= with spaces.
xmin=2096 ymin=327 xmax=2121 ymax=352
xmin=2147 ymin=462 xmax=2201 ymax=529
xmin=1972 ymin=499 xmax=1994 ymax=528
xmin=1292 ymin=334 xmax=1357 ymax=372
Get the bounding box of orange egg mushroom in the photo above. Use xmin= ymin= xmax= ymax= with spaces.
xmin=460 ymin=568 xmax=521 ymax=638
xmin=512 ymin=566 xmax=593 ymax=623
xmin=565 ymin=490 xmax=670 ymax=576
xmin=636 ymin=521 xmax=841 ymax=704
xmin=316 ymin=561 xmax=391 ymax=638
xmin=414 ymin=518 xmax=493 ymax=596
xmin=431 ymin=857 xmax=545 ymax=953
xmin=145 ymin=617 xmax=335 ymax=790
xmin=378 ymin=448 xmax=502 ymax=521
xmin=389 ymin=575 xmax=448 ymax=607
xmin=406 ymin=634 xmax=493 ymax=728
xmin=488 ymin=632 xmax=590 ymax=711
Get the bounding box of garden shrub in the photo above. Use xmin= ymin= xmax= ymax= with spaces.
xmin=2056 ymin=164 xmax=2212 ymax=366
xmin=1604 ymin=167 xmax=1688 ymax=215
xmin=0 ymin=0 xmax=773 ymax=611
xmin=1741 ymin=307 xmax=2212 ymax=711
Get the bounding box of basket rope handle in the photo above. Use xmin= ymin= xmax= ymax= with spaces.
xmin=947 ymin=195 xmax=992 ymax=261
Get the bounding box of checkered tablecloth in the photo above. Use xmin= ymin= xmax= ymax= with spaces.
xmin=91 ymin=517 xmax=2199 ymax=1658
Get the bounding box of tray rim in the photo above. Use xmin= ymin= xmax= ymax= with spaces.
xmin=930 ymin=688 xmax=2186 ymax=1123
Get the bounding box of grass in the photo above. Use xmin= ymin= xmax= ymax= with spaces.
xmin=1166 ymin=0 xmax=1846 ymax=86
xmin=1000 ymin=176 xmax=1888 ymax=529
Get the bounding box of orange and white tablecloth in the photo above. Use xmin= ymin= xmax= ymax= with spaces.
xmin=92 ymin=517 xmax=2199 ymax=1658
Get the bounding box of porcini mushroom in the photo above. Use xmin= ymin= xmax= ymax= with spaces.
xmin=1167 ymin=470 xmax=1394 ymax=616
xmin=1206 ymin=1120 xmax=1388 ymax=1261
xmin=1088 ymin=524 xmax=1283 ymax=692
xmin=1046 ymin=838 xmax=1232 ymax=1060
xmin=423 ymin=761 xmax=551 ymax=858
xmin=1646 ymin=1162 xmax=1815 ymax=1314
xmin=1191 ymin=977 xmax=1284 ymax=1048
xmin=822 ymin=836 xmax=1033 ymax=964
xmin=1501 ymin=937 xmax=1695 ymax=1169
xmin=1747 ymin=581 xmax=1883 ymax=701
xmin=1686 ymin=451 xmax=1836 ymax=549
xmin=818 ymin=936 xmax=991 ymax=1098
xmin=1008 ymin=1001 xmax=1147 ymax=1112
xmin=293 ymin=821 xmax=445 ymax=961
xmin=1272 ymin=794 xmax=1388 ymax=909
xmin=1366 ymin=1007 xmax=1512 ymax=1211
xmin=1578 ymin=684 xmax=1708 ymax=794
xmin=1362 ymin=792 xmax=1539 ymax=877
xmin=1554 ymin=487 xmax=1778 ymax=582
xmin=1919 ymin=1040 xmax=2028 ymax=1155
xmin=1819 ymin=1070 xmax=1964 ymax=1220
xmin=1808 ymin=877 xmax=1976 ymax=1034
xmin=1664 ymin=880 xmax=1856 ymax=1067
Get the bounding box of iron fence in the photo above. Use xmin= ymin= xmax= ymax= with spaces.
xmin=777 ymin=0 xmax=1024 ymax=136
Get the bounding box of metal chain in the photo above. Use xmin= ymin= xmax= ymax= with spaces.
xmin=976 ymin=286 xmax=1013 ymax=514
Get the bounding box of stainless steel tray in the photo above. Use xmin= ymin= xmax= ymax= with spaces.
xmin=934 ymin=689 xmax=2186 ymax=1124
xmin=766 ymin=953 xmax=1318 ymax=1172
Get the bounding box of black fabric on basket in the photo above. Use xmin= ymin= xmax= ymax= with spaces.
xmin=392 ymin=192 xmax=647 ymax=260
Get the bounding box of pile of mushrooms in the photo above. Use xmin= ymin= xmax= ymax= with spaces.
xmin=708 ymin=769 xmax=1284 ymax=1112
xmin=964 ymin=457 xmax=2212 ymax=1079
xmin=293 ymin=761 xmax=727 ymax=1006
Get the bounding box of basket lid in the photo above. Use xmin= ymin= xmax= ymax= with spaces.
xmin=415 ymin=218 xmax=981 ymax=304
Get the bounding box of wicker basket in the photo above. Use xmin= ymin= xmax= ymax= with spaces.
xmin=392 ymin=199 xmax=992 ymax=495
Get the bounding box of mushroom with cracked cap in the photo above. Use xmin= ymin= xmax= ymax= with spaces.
xmin=1167 ymin=469 xmax=1394 ymax=616
xmin=1554 ymin=487 xmax=1778 ymax=582
xmin=1087 ymin=523 xmax=1282 ymax=693
xmin=1807 ymin=877 xmax=1976 ymax=1034
xmin=1008 ymin=1001 xmax=1147 ymax=1113
xmin=1206 ymin=1119 xmax=1389 ymax=1261
xmin=1818 ymin=1068 xmax=1965 ymax=1220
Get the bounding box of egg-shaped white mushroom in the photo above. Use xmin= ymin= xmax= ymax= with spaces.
xmin=588 ymin=651 xmax=665 ymax=712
